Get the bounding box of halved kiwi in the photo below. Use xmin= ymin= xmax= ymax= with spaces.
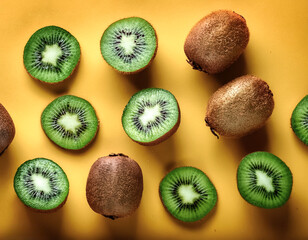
xmin=100 ymin=17 xmax=157 ymax=74
xmin=23 ymin=26 xmax=81 ymax=83
xmin=237 ymin=152 xmax=293 ymax=208
xmin=122 ymin=88 xmax=180 ymax=145
xmin=41 ymin=95 xmax=99 ymax=150
xmin=291 ymin=95 xmax=308 ymax=145
xmin=14 ymin=158 xmax=69 ymax=212
xmin=159 ymin=166 xmax=217 ymax=222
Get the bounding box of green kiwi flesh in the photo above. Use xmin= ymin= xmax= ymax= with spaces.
xmin=159 ymin=166 xmax=217 ymax=222
xmin=100 ymin=17 xmax=157 ymax=74
xmin=23 ymin=26 xmax=80 ymax=83
xmin=0 ymin=103 xmax=15 ymax=154
xmin=291 ymin=95 xmax=308 ymax=145
xmin=41 ymin=95 xmax=99 ymax=150
xmin=86 ymin=153 xmax=143 ymax=219
xmin=184 ymin=10 xmax=249 ymax=74
xmin=205 ymin=75 xmax=274 ymax=138
xmin=14 ymin=158 xmax=69 ymax=211
xmin=122 ymin=88 xmax=180 ymax=145
xmin=237 ymin=152 xmax=292 ymax=208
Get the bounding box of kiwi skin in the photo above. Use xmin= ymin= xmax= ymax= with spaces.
xmin=86 ymin=153 xmax=143 ymax=219
xmin=184 ymin=10 xmax=249 ymax=74
xmin=205 ymin=75 xmax=274 ymax=138
xmin=132 ymin=103 xmax=181 ymax=146
xmin=0 ymin=103 xmax=15 ymax=154
xmin=101 ymin=17 xmax=158 ymax=75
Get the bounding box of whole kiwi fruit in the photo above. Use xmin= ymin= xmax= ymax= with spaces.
xmin=86 ymin=153 xmax=143 ymax=219
xmin=205 ymin=75 xmax=274 ymax=138
xmin=184 ymin=10 xmax=249 ymax=74
xmin=0 ymin=103 xmax=15 ymax=154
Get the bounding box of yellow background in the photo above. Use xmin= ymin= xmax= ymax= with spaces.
xmin=0 ymin=0 xmax=308 ymax=239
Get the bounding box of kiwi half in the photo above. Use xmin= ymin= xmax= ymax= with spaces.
xmin=205 ymin=75 xmax=274 ymax=138
xmin=23 ymin=26 xmax=81 ymax=83
xmin=0 ymin=103 xmax=15 ymax=154
xmin=14 ymin=158 xmax=69 ymax=212
xmin=184 ymin=10 xmax=249 ymax=74
xmin=122 ymin=88 xmax=180 ymax=145
xmin=237 ymin=152 xmax=292 ymax=209
xmin=86 ymin=153 xmax=143 ymax=219
xmin=291 ymin=95 xmax=308 ymax=145
xmin=159 ymin=166 xmax=217 ymax=222
xmin=41 ymin=95 xmax=99 ymax=150
xmin=100 ymin=17 xmax=157 ymax=74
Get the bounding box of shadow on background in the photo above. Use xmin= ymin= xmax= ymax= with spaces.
xmin=117 ymin=61 xmax=155 ymax=90
xmin=291 ymin=130 xmax=308 ymax=154
xmin=103 ymin=210 xmax=139 ymax=240
xmin=27 ymin=61 xmax=80 ymax=95
xmin=255 ymin=201 xmax=291 ymax=239
xmin=0 ymin=146 xmax=14 ymax=184
xmin=213 ymin=53 xmax=249 ymax=87
xmin=144 ymin=136 xmax=178 ymax=172
xmin=18 ymin=198 xmax=64 ymax=240
xmin=221 ymin=125 xmax=270 ymax=161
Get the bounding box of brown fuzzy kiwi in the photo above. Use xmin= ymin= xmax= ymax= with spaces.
xmin=86 ymin=153 xmax=143 ymax=219
xmin=184 ymin=10 xmax=249 ymax=74
xmin=205 ymin=75 xmax=274 ymax=138
xmin=0 ymin=103 xmax=15 ymax=154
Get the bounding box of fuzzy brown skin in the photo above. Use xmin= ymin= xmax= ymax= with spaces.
xmin=0 ymin=104 xmax=15 ymax=154
xmin=184 ymin=10 xmax=249 ymax=74
xmin=135 ymin=103 xmax=181 ymax=146
xmin=86 ymin=154 xmax=143 ymax=219
xmin=205 ymin=75 xmax=274 ymax=138
xmin=101 ymin=17 xmax=158 ymax=75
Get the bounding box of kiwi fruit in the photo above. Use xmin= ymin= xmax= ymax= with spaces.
xmin=184 ymin=10 xmax=249 ymax=74
xmin=86 ymin=153 xmax=143 ymax=219
xmin=14 ymin=158 xmax=69 ymax=212
xmin=205 ymin=75 xmax=274 ymax=138
xmin=23 ymin=26 xmax=81 ymax=84
xmin=291 ymin=95 xmax=308 ymax=145
xmin=122 ymin=88 xmax=180 ymax=145
xmin=237 ymin=152 xmax=292 ymax=208
xmin=0 ymin=103 xmax=15 ymax=154
xmin=41 ymin=95 xmax=99 ymax=150
xmin=159 ymin=166 xmax=217 ymax=222
xmin=100 ymin=17 xmax=157 ymax=74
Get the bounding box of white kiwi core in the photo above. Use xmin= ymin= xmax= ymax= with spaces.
xmin=178 ymin=185 xmax=200 ymax=204
xmin=42 ymin=44 xmax=63 ymax=66
xmin=255 ymin=170 xmax=274 ymax=192
xmin=57 ymin=113 xmax=82 ymax=134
